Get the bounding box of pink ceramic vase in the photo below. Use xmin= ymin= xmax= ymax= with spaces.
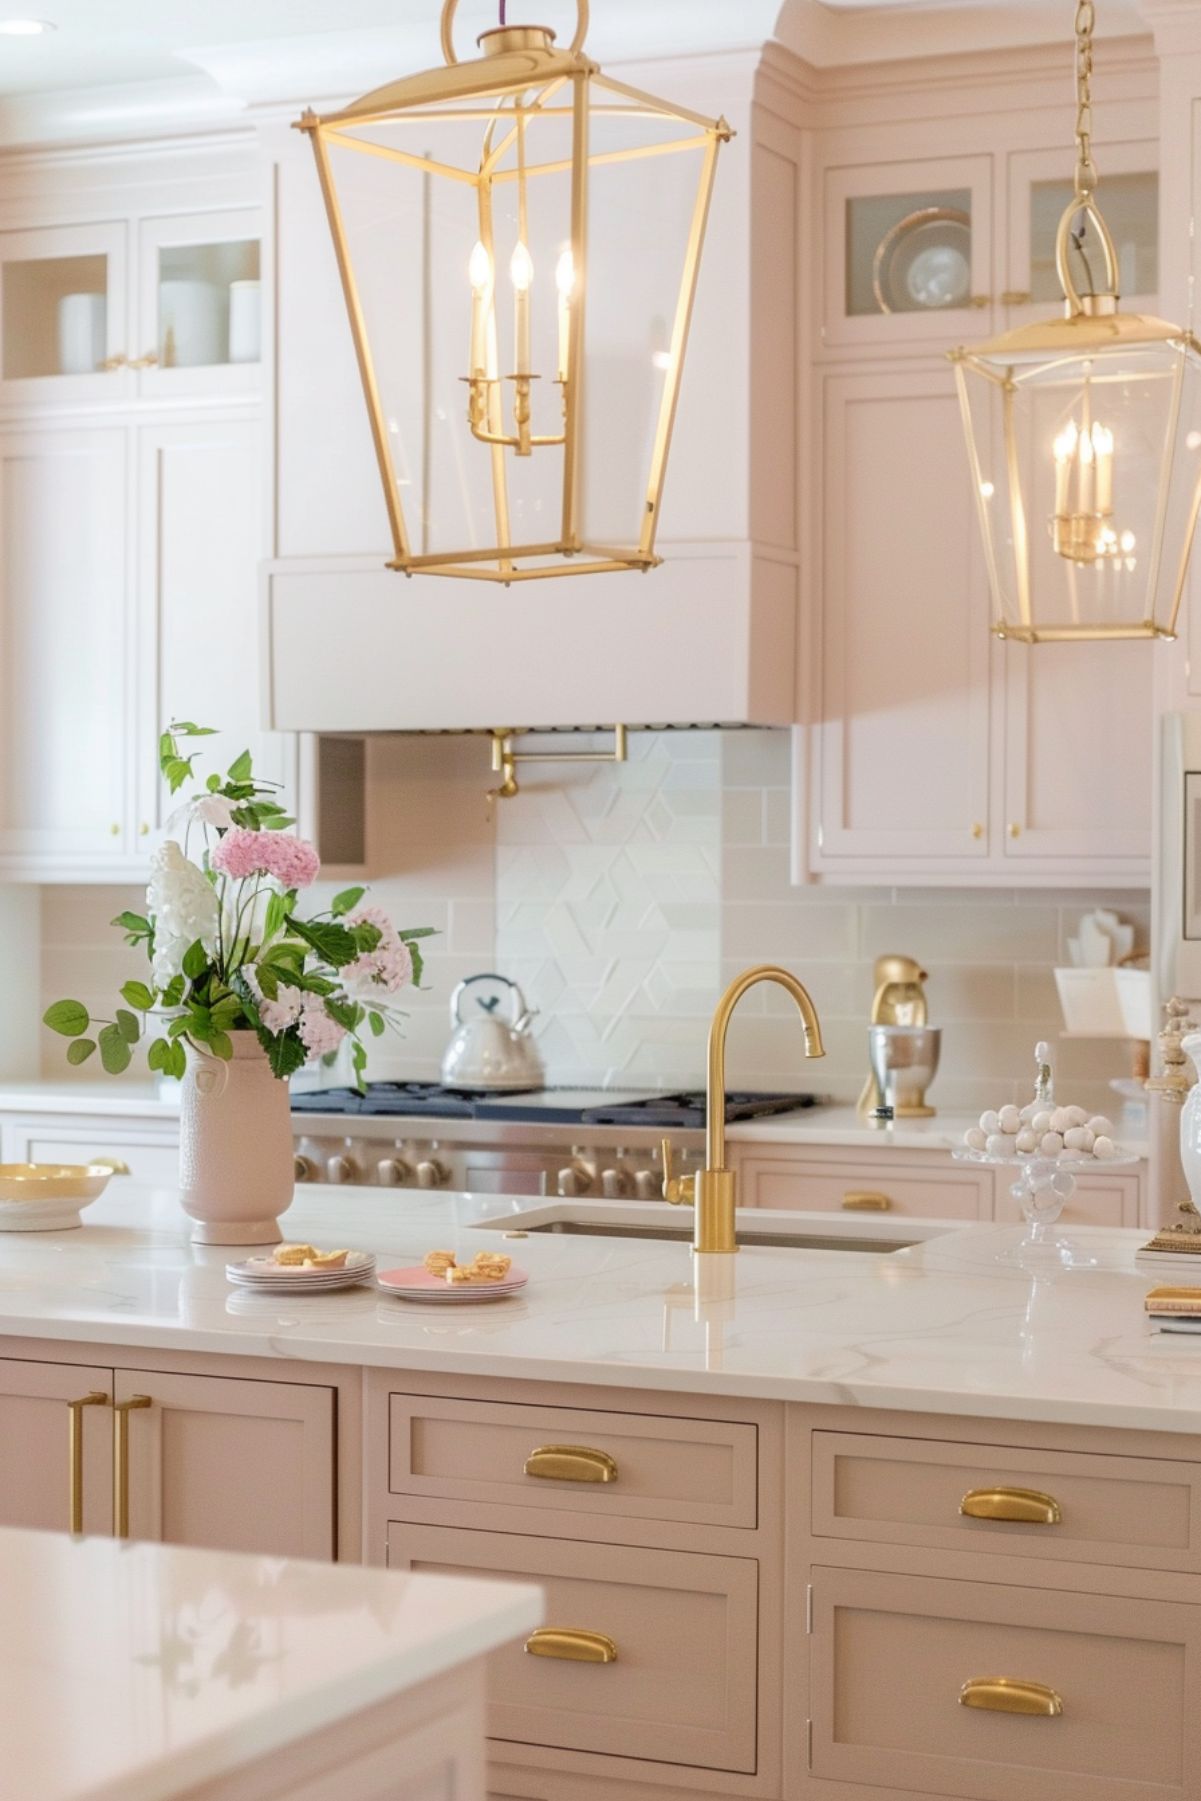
xmin=179 ymin=1034 xmax=293 ymax=1245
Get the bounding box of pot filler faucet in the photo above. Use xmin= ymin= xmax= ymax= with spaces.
xmin=661 ymin=965 xmax=826 ymax=1253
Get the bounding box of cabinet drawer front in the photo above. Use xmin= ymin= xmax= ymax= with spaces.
xmin=24 ymin=1135 xmax=178 ymax=1187
xmin=388 ymin=1394 xmax=757 ymax=1529
xmin=811 ymin=1568 xmax=1200 ymax=1800
xmin=994 ymin=1173 xmax=1141 ymax=1229
xmin=386 ymin=1523 xmax=757 ymax=1773
xmin=740 ymin=1156 xmax=988 ymax=1219
xmin=812 ymin=1430 xmax=1201 ymax=1571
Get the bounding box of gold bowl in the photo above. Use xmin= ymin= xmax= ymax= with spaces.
xmin=0 ymin=1163 xmax=114 ymax=1231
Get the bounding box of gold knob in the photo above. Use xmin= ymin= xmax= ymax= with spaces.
xmin=842 ymin=1191 xmax=892 ymax=1211
xmin=1000 ymin=289 xmax=1032 ymax=306
xmin=525 ymin=1628 xmax=617 ymax=1664
xmin=1008 ymin=822 xmax=1021 ymax=839
xmin=101 ymin=354 xmax=127 ymax=371
xmin=971 ymin=822 xmax=984 ymax=840
xmin=139 ymin=822 xmax=149 ymax=836
xmin=90 ymin=1157 xmax=130 ymax=1175
xmin=961 ymin=1486 xmax=1062 ymax=1525
xmin=967 ymin=294 xmax=991 ymax=308
xmin=959 ymin=1677 xmax=1062 ymax=1717
xmin=525 ymin=1445 xmax=618 ymax=1484
xmin=66 ymin=1392 xmax=108 ymax=1534
xmin=109 ymin=823 xmax=120 ymax=836
xmin=113 ymin=1394 xmax=151 ymax=1539
xmin=127 ymin=351 xmax=159 ymax=369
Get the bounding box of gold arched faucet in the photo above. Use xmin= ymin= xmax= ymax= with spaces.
xmin=661 ymin=966 xmax=826 ymax=1253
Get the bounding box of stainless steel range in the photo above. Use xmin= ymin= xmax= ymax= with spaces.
xmin=288 ymin=1084 xmax=824 ymax=1197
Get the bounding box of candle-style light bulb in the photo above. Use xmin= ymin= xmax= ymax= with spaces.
xmin=1054 ymin=419 xmax=1078 ymax=516
xmin=1092 ymin=422 xmax=1114 ymax=514
xmin=555 ymin=248 xmax=575 ymax=383
xmin=510 ymin=240 xmax=533 ymax=375
xmin=468 ymin=239 xmax=492 ymax=376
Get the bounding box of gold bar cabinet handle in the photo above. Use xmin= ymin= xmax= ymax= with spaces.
xmin=525 ymin=1628 xmax=618 ymax=1664
xmin=113 ymin=1394 xmax=151 ymax=1539
xmin=842 ymin=1191 xmax=892 ymax=1212
xmin=66 ymin=1391 xmax=109 ymax=1534
xmin=960 ymin=1486 xmax=1062 ymax=1525
xmin=524 ymin=1444 xmax=618 ymax=1484
xmin=959 ymin=1677 xmax=1063 ymax=1718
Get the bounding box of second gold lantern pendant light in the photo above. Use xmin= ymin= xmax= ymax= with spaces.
xmin=298 ymin=0 xmax=730 ymax=584
xmin=951 ymin=1 xmax=1201 ymax=642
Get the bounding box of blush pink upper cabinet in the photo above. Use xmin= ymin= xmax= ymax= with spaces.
xmin=821 ymin=155 xmax=995 ymax=351
xmin=811 ymin=365 xmax=993 ymax=869
xmin=1005 ymin=143 xmax=1158 ymax=326
xmin=117 ymin=1369 xmax=335 ymax=1559
xmin=0 ymin=1358 xmax=112 ymax=1537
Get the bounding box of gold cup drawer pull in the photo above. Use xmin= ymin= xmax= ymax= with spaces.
xmin=960 ymin=1486 xmax=1062 ymax=1526
xmin=959 ymin=1677 xmax=1063 ymax=1718
xmin=525 ymin=1628 xmax=618 ymax=1664
xmin=842 ymin=1191 xmax=892 ymax=1212
xmin=524 ymin=1444 xmax=618 ymax=1484
xmin=66 ymin=1391 xmax=109 ymax=1535
xmin=113 ymin=1394 xmax=151 ymax=1539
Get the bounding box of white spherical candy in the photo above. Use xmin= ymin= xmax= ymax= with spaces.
xmin=1067 ymin=1105 xmax=1089 ymax=1128
xmin=1039 ymin=1131 xmax=1065 ymax=1156
xmin=1063 ymin=1126 xmax=1094 ymax=1152
xmin=986 ymin=1133 xmax=1010 ymax=1158
xmin=1050 ymin=1107 xmax=1073 ymax=1134
xmin=979 ymin=1109 xmax=1001 ymax=1134
xmin=1015 ymin=1128 xmax=1039 ymax=1153
xmin=1030 ymin=1110 xmax=1053 ymax=1137
xmin=964 ymin=1126 xmax=988 ymax=1152
xmin=1087 ymin=1116 xmax=1113 ymax=1138
xmin=998 ymin=1105 xmax=1022 ymax=1135
xmin=1092 ymin=1134 xmax=1117 ymax=1160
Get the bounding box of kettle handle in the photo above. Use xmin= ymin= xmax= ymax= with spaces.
xmin=450 ymin=973 xmax=526 ymax=1027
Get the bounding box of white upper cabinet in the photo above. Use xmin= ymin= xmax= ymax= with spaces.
xmin=1005 ymin=142 xmax=1158 ymax=324
xmin=0 ymin=427 xmax=130 ymax=870
xmin=0 ymin=221 xmax=131 ymax=408
xmin=134 ymin=207 xmax=262 ymax=401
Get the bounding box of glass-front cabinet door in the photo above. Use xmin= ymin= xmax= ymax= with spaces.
xmin=0 ymin=221 xmax=130 ymax=405
xmin=1006 ymin=143 xmax=1158 ymax=323
xmin=822 ymin=155 xmax=994 ymax=350
xmin=134 ymin=207 xmax=262 ymax=399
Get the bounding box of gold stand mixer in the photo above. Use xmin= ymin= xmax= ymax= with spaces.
xmin=859 ymin=954 xmax=939 ymax=1117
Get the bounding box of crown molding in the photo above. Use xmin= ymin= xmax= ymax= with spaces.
xmin=777 ymin=0 xmax=1147 ymax=66
xmin=0 ymin=75 xmax=242 ymax=153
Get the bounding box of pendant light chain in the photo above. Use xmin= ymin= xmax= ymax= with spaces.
xmin=1074 ymin=0 xmax=1098 ymax=199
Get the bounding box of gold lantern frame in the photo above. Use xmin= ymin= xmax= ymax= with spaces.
xmin=296 ymin=0 xmax=732 ymax=583
xmin=948 ymin=0 xmax=1201 ymax=644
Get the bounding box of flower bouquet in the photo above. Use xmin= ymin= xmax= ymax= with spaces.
xmin=42 ymin=724 xmax=433 ymax=1243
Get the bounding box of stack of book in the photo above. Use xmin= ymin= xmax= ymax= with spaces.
xmin=1144 ymin=1287 xmax=1201 ymax=1334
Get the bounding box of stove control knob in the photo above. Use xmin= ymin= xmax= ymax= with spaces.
xmin=601 ymin=1166 xmax=633 ymax=1199
xmin=557 ymin=1163 xmax=592 ymax=1197
xmin=376 ymin=1156 xmax=412 ymax=1187
xmin=634 ymin=1168 xmax=662 ymax=1202
xmin=326 ymin=1153 xmax=360 ymax=1185
xmin=293 ymin=1155 xmax=318 ymax=1183
xmin=416 ymin=1158 xmax=450 ymax=1190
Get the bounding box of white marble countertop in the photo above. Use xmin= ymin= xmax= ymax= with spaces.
xmin=0 ymin=1184 xmax=1195 ymax=1436
xmin=2 ymin=1525 xmax=540 ymax=1801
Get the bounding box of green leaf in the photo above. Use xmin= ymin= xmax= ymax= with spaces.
xmin=262 ymin=890 xmax=289 ymax=941
xmin=114 ymin=1009 xmax=140 ymax=1045
xmin=258 ymin=1026 xmax=307 ymax=1081
xmin=160 ymin=974 xmax=185 ymax=1008
xmin=227 ymin=748 xmax=253 ymax=784
xmin=66 ymin=1039 xmax=97 ymax=1067
xmin=351 ymin=922 xmax=382 ymax=954
xmin=409 ymin=943 xmax=424 ymax=986
xmin=163 ymin=757 xmax=194 ymax=794
xmin=209 ymin=1030 xmax=233 ymax=1061
xmin=147 ymin=1037 xmax=169 ymax=1073
xmin=112 ymin=911 xmax=150 ymax=937
xmin=398 ymin=928 xmax=438 ymax=941
xmin=206 ymin=772 xmax=222 ymax=792
xmin=43 ymin=1000 xmax=90 ymax=1038
xmin=324 ymin=995 xmax=360 ymax=1030
xmin=167 ymin=1015 xmax=193 ymax=1040
xmin=290 ymin=916 xmax=357 ymax=968
xmin=98 ymin=1023 xmax=132 ymax=1075
xmin=120 ymin=980 xmax=155 ymax=1012
xmin=182 ymin=940 xmax=209 ymax=981
xmin=367 ymin=1011 xmax=386 ymax=1038
xmin=166 ymin=1040 xmax=187 ymax=1081
xmin=331 ymin=886 xmax=366 ymax=917
xmin=170 ymin=721 xmax=218 ymax=738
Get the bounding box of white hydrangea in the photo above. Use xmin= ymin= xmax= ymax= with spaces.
xmin=163 ymin=791 xmax=238 ymax=840
xmin=146 ymin=841 xmax=219 ymax=988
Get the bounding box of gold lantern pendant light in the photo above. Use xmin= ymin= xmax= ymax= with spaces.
xmin=950 ymin=0 xmax=1201 ymax=642
xmin=297 ymin=0 xmax=731 ymax=583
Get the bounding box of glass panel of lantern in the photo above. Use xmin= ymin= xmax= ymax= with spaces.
xmin=319 ymin=72 xmax=714 ymax=575
xmin=955 ymin=335 xmax=1201 ymax=640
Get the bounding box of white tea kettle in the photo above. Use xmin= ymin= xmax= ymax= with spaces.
xmin=441 ymin=973 xmax=545 ymax=1091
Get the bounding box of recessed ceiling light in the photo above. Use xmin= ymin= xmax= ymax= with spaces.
xmin=0 ymin=18 xmax=56 ymax=34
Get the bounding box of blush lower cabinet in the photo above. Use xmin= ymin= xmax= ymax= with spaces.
xmin=0 ymin=1356 xmax=113 ymax=1535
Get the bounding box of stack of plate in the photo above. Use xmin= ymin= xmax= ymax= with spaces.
xmin=377 ymin=1264 xmax=529 ymax=1304
xmin=226 ymin=1250 xmax=376 ymax=1294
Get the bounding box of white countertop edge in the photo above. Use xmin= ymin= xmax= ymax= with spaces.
xmin=78 ymin=1573 xmax=542 ymax=1801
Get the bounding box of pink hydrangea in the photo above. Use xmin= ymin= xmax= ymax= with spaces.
xmin=343 ymin=905 xmax=414 ymax=996
xmin=297 ymin=993 xmax=348 ymax=1060
xmin=260 ymin=984 xmax=304 ymax=1035
xmin=211 ymin=828 xmax=320 ymax=889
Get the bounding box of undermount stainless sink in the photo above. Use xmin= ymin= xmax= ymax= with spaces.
xmin=467 ymin=1201 xmax=952 ymax=1255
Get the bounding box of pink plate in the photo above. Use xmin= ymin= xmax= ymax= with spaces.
xmin=377 ymin=1263 xmax=528 ymax=1294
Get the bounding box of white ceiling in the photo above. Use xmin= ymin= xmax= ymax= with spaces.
xmin=0 ymin=0 xmax=1148 ymax=99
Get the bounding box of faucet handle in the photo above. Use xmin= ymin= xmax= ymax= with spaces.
xmin=661 ymin=1138 xmax=696 ymax=1207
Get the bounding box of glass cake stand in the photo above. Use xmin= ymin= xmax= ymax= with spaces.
xmin=952 ymin=1146 xmax=1141 ymax=1267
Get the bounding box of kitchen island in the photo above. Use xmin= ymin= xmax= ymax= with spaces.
xmin=0 ymin=1185 xmax=1197 ymax=1801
